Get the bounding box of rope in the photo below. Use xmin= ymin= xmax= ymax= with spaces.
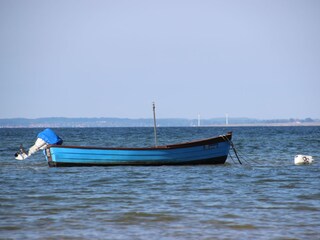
xmin=234 ymin=148 xmax=260 ymax=165
xmin=222 ymin=135 xmax=242 ymax=165
xmin=222 ymin=134 xmax=261 ymax=166
xmin=228 ymin=152 xmax=237 ymax=164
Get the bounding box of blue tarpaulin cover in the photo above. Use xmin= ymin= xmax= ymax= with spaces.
xmin=37 ymin=129 xmax=63 ymax=145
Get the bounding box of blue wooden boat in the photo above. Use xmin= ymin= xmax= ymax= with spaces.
xmin=44 ymin=132 xmax=232 ymax=167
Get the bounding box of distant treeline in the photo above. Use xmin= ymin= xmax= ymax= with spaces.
xmin=0 ymin=117 xmax=318 ymax=128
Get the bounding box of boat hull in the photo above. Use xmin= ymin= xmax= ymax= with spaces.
xmin=44 ymin=133 xmax=232 ymax=167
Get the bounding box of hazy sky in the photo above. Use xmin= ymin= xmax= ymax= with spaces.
xmin=1 ymin=0 xmax=319 ymax=119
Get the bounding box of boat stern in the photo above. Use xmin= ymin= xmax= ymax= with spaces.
xmin=43 ymin=147 xmax=57 ymax=167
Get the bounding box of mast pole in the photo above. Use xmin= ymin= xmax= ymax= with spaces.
xmin=153 ymin=102 xmax=158 ymax=147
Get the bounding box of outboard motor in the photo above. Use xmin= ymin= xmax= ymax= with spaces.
xmin=15 ymin=128 xmax=63 ymax=160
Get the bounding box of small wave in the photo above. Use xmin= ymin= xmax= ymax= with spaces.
xmin=114 ymin=212 xmax=181 ymax=224
xmin=297 ymin=193 xmax=320 ymax=200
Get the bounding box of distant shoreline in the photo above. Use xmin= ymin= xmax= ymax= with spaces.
xmin=0 ymin=117 xmax=319 ymax=128
xmin=206 ymin=122 xmax=320 ymax=127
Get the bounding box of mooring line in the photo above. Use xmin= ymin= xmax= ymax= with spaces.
xmin=222 ymin=135 xmax=242 ymax=165
xmin=234 ymin=148 xmax=259 ymax=165
xmin=228 ymin=151 xmax=237 ymax=164
xmin=230 ymin=140 xmax=242 ymax=165
xmin=222 ymin=135 xmax=261 ymax=166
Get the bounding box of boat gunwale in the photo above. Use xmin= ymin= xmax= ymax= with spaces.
xmin=47 ymin=132 xmax=232 ymax=151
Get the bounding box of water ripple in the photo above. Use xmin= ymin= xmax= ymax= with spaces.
xmin=1 ymin=127 xmax=319 ymax=239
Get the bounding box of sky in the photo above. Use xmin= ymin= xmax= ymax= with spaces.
xmin=0 ymin=0 xmax=319 ymax=119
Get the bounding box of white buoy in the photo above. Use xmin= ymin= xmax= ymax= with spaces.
xmin=294 ymin=155 xmax=314 ymax=165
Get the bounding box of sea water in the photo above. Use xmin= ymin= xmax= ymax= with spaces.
xmin=0 ymin=127 xmax=319 ymax=239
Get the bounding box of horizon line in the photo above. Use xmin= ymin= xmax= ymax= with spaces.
xmin=0 ymin=116 xmax=319 ymax=120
